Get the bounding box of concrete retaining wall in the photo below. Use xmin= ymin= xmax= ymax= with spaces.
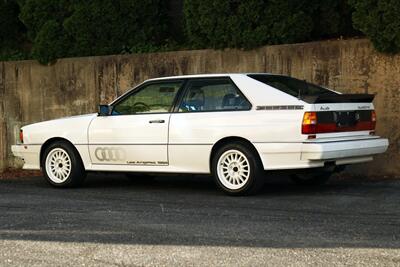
xmin=0 ymin=39 xmax=399 ymax=176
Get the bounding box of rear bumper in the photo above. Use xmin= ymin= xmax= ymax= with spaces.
xmin=301 ymin=138 xmax=389 ymax=160
xmin=254 ymin=137 xmax=389 ymax=170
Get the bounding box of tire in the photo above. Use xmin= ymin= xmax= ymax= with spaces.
xmin=41 ymin=141 xmax=86 ymax=187
xmin=212 ymin=141 xmax=264 ymax=196
xmin=290 ymin=171 xmax=332 ymax=186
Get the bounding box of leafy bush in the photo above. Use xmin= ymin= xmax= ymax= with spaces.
xmin=183 ymin=0 xmax=357 ymax=49
xmin=19 ymin=0 xmax=168 ymax=63
xmin=19 ymin=0 xmax=71 ymax=63
xmin=19 ymin=0 xmax=71 ymax=40
xmin=263 ymin=1 xmax=314 ymax=45
xmin=308 ymin=0 xmax=358 ymax=39
xmin=31 ymin=20 xmax=70 ymax=64
xmin=349 ymin=0 xmax=400 ymax=53
xmin=64 ymin=0 xmax=168 ymax=57
xmin=0 ymin=0 xmax=26 ymax=59
xmin=4 ymin=0 xmax=398 ymax=63
xmin=184 ymin=0 xmax=312 ymax=49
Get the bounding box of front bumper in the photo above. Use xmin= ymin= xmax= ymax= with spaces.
xmin=301 ymin=137 xmax=389 ymax=160
xmin=11 ymin=144 xmax=41 ymax=170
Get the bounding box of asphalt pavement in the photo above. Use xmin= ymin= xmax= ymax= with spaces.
xmin=0 ymin=173 xmax=399 ymax=266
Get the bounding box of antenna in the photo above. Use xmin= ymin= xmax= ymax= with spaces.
xmin=298 ymin=86 xmax=301 ymax=99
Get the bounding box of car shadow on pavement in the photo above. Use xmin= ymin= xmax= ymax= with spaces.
xmin=0 ymin=173 xmax=399 ymax=249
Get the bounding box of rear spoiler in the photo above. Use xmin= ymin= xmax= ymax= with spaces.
xmin=301 ymin=94 xmax=375 ymax=104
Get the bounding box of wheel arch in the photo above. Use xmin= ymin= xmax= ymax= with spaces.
xmin=209 ymin=136 xmax=264 ymax=171
xmin=40 ymin=137 xmax=83 ymax=168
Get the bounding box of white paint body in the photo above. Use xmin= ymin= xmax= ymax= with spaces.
xmin=11 ymin=74 xmax=389 ymax=174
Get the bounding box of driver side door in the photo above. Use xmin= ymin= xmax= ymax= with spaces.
xmin=88 ymin=80 xmax=184 ymax=167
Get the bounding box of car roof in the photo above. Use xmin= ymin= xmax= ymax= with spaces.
xmin=146 ymin=73 xmax=275 ymax=81
xmin=111 ymin=73 xmax=306 ymax=106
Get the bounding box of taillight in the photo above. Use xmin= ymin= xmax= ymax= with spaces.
xmin=302 ymin=112 xmax=317 ymax=134
xmin=371 ymin=110 xmax=376 ymax=129
xmin=19 ymin=130 xmax=23 ymax=144
xmin=302 ymin=110 xmax=376 ymax=135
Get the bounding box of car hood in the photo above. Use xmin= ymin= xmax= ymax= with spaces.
xmin=22 ymin=113 xmax=97 ymax=130
xmin=21 ymin=113 xmax=98 ymax=144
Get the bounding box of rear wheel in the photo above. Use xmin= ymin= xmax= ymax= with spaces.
xmin=42 ymin=141 xmax=86 ymax=187
xmin=212 ymin=142 xmax=264 ymax=196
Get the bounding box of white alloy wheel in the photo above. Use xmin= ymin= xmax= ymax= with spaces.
xmin=45 ymin=148 xmax=72 ymax=184
xmin=217 ymin=149 xmax=250 ymax=190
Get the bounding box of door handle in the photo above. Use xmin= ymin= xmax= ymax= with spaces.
xmin=149 ymin=119 xmax=165 ymax=123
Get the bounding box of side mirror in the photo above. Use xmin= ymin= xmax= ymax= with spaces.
xmin=98 ymin=104 xmax=110 ymax=116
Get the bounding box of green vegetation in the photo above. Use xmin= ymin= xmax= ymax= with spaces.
xmin=183 ymin=0 xmax=311 ymax=49
xmin=18 ymin=0 xmax=168 ymax=64
xmin=0 ymin=0 xmax=398 ymax=64
xmin=183 ymin=0 xmax=357 ymax=49
xmin=63 ymin=1 xmax=168 ymax=57
xmin=0 ymin=0 xmax=27 ymax=61
xmin=349 ymin=0 xmax=400 ymax=53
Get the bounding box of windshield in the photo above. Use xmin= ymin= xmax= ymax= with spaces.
xmin=248 ymin=74 xmax=337 ymax=98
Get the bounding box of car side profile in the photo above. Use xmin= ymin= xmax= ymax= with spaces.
xmin=12 ymin=74 xmax=389 ymax=195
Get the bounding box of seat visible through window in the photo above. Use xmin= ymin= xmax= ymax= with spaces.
xmin=179 ymin=78 xmax=251 ymax=112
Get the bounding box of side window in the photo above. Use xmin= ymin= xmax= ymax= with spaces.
xmin=179 ymin=79 xmax=251 ymax=112
xmin=112 ymin=81 xmax=183 ymax=115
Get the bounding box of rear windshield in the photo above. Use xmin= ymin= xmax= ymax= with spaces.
xmin=248 ymin=74 xmax=337 ymax=98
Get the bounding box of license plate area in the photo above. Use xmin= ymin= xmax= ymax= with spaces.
xmin=314 ymin=110 xmax=373 ymax=133
xmin=335 ymin=111 xmax=357 ymax=127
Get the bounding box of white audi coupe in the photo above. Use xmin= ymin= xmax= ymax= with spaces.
xmin=12 ymin=74 xmax=389 ymax=195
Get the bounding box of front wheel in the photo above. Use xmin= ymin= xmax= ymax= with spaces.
xmin=42 ymin=141 xmax=86 ymax=187
xmin=212 ymin=142 xmax=264 ymax=196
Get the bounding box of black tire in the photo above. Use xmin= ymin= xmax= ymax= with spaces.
xmin=290 ymin=171 xmax=332 ymax=186
xmin=212 ymin=141 xmax=264 ymax=196
xmin=41 ymin=141 xmax=86 ymax=188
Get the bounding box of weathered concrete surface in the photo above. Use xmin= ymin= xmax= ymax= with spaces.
xmin=0 ymin=39 xmax=399 ymax=175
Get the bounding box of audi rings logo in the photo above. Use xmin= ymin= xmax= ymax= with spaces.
xmin=95 ymin=147 xmax=126 ymax=162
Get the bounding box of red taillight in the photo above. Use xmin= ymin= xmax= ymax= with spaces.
xmin=19 ymin=130 xmax=23 ymax=143
xmin=302 ymin=110 xmax=376 ymax=135
xmin=371 ymin=110 xmax=376 ymax=129
xmin=302 ymin=112 xmax=317 ymax=134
